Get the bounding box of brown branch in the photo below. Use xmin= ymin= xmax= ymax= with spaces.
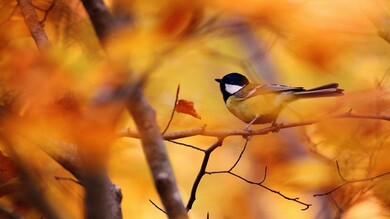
xmin=162 ymin=84 xmax=180 ymax=134
xmin=127 ymin=86 xmax=188 ymax=219
xmin=121 ymin=112 xmax=390 ymax=140
xmin=186 ymin=139 xmax=224 ymax=210
xmin=80 ymin=0 xmax=188 ymax=218
xmin=205 ymin=140 xmax=311 ymax=210
xmin=16 ymin=0 xmax=51 ymax=52
xmin=80 ymin=0 xmax=116 ymax=45
xmin=314 ymin=161 xmax=390 ymax=197
xmin=83 ymin=171 xmax=123 ymax=219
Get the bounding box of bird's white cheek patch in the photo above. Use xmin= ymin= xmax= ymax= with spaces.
xmin=225 ymin=84 xmax=243 ymax=94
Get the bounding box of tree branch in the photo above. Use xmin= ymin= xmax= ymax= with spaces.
xmin=79 ymin=0 xmax=189 ymax=217
xmin=186 ymin=139 xmax=223 ymax=210
xmin=314 ymin=161 xmax=390 ymax=197
xmin=127 ymin=86 xmax=188 ymax=219
xmin=80 ymin=0 xmax=116 ymax=45
xmin=162 ymin=84 xmax=180 ymax=134
xmin=121 ymin=112 xmax=390 ymax=140
xmin=205 ymin=140 xmax=311 ymax=210
xmin=16 ymin=0 xmax=51 ymax=52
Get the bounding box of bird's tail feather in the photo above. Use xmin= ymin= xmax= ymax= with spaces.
xmin=294 ymin=83 xmax=344 ymax=98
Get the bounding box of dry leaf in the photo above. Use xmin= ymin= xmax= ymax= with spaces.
xmin=175 ymin=99 xmax=201 ymax=119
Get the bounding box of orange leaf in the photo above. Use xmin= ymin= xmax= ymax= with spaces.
xmin=175 ymin=99 xmax=201 ymax=119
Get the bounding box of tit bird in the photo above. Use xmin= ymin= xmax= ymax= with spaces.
xmin=215 ymin=73 xmax=344 ymax=126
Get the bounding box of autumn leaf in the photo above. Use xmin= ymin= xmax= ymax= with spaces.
xmin=175 ymin=99 xmax=201 ymax=119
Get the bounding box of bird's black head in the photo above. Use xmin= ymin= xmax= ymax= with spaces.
xmin=215 ymin=73 xmax=249 ymax=102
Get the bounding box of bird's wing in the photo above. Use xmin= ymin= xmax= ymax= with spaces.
xmin=235 ymin=83 xmax=305 ymax=99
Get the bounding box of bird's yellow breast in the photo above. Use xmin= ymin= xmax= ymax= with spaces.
xmin=225 ymin=93 xmax=286 ymax=124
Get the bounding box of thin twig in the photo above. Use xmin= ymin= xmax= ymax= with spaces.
xmin=38 ymin=0 xmax=56 ymax=24
xmin=205 ymin=141 xmax=311 ymax=210
xmin=186 ymin=139 xmax=224 ymax=210
xmin=228 ymin=139 xmax=249 ymax=171
xmin=167 ymin=140 xmax=205 ymax=152
xmin=162 ymin=84 xmax=180 ymax=134
xmin=225 ymin=171 xmax=311 ymax=210
xmin=149 ymin=199 xmax=167 ymax=214
xmin=314 ymin=161 xmax=390 ymax=197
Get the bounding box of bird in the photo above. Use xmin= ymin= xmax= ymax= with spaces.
xmin=215 ymin=72 xmax=344 ymax=127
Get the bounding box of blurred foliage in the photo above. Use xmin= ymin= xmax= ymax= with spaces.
xmin=1 ymin=0 xmax=390 ymax=218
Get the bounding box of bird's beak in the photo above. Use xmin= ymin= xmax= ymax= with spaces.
xmin=215 ymin=78 xmax=222 ymax=83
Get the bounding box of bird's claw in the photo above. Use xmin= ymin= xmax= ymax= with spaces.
xmin=271 ymin=122 xmax=283 ymax=133
xmin=243 ymin=126 xmax=254 ymax=140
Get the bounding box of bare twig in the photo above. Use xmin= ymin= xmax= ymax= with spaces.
xmin=228 ymin=139 xmax=249 ymax=171
xmin=186 ymin=139 xmax=224 ymax=210
xmin=206 ymin=140 xmax=311 ymax=210
xmin=212 ymin=169 xmax=312 ymax=210
xmin=16 ymin=0 xmax=51 ymax=51
xmin=149 ymin=199 xmax=167 ymax=214
xmin=162 ymin=85 xmax=180 ymax=134
xmin=314 ymin=161 xmax=390 ymax=197
xmin=167 ymin=140 xmax=206 ymax=152
xmin=37 ymin=0 xmax=56 ymax=24
xmin=184 ymin=137 xmax=311 ymax=210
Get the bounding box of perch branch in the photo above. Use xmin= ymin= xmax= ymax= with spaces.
xmin=121 ymin=112 xmax=390 ymax=140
